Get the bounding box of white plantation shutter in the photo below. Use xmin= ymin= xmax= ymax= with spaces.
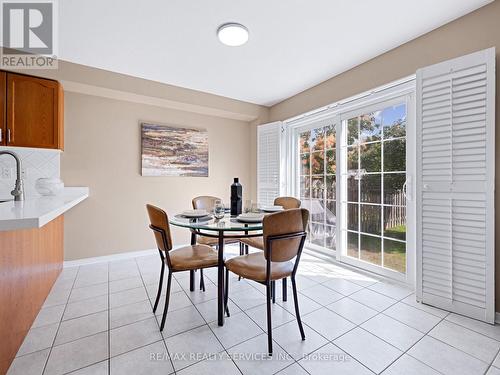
xmin=416 ymin=48 xmax=495 ymax=323
xmin=257 ymin=122 xmax=282 ymax=207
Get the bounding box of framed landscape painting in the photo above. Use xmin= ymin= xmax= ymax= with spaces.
xmin=141 ymin=122 xmax=209 ymax=177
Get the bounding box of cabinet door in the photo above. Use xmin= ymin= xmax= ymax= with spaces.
xmin=6 ymin=73 xmax=63 ymax=149
xmin=0 ymin=72 xmax=5 ymax=146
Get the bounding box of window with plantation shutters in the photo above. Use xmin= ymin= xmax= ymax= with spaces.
xmin=416 ymin=48 xmax=495 ymax=323
xmin=257 ymin=122 xmax=282 ymax=207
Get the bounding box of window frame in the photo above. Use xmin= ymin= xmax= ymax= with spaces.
xmin=295 ymin=120 xmax=338 ymax=252
xmin=284 ymin=78 xmax=416 ymax=285
xmin=338 ymin=95 xmax=411 ymax=281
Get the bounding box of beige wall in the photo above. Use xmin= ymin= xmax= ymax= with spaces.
xmin=267 ymin=1 xmax=500 ymax=310
xmin=9 ymin=61 xmax=265 ymax=261
xmin=18 ymin=61 xmax=262 ymax=123
xmin=62 ymin=93 xmax=258 ymax=260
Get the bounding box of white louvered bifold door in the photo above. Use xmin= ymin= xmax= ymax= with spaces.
xmin=416 ymin=48 xmax=495 ymax=323
xmin=257 ymin=121 xmax=283 ymax=207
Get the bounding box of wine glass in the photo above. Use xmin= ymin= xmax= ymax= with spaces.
xmin=213 ymin=200 xmax=225 ymax=219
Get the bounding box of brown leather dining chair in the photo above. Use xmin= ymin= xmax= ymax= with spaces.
xmin=192 ymin=196 xmax=241 ymax=248
xmin=239 ymin=196 xmax=301 ymax=300
xmin=146 ymin=204 xmax=229 ymax=331
xmin=225 ymin=208 xmax=309 ymax=355
xmin=240 ymin=196 xmax=301 ymax=252
xmin=191 ymin=196 xmax=243 ymax=290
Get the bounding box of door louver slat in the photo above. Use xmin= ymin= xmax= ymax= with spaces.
xmin=416 ymin=48 xmax=495 ymax=323
xmin=257 ymin=122 xmax=282 ymax=207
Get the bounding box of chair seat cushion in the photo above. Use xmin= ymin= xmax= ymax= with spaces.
xmin=169 ymin=245 xmax=219 ymax=271
xmin=197 ymin=235 xmax=239 ymax=246
xmin=240 ymin=236 xmax=264 ymax=250
xmin=225 ymin=252 xmax=293 ymax=282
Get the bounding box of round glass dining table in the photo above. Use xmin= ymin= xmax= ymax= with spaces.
xmin=169 ymin=213 xmax=263 ymax=326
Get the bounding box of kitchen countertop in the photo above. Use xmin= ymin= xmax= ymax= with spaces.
xmin=0 ymin=187 xmax=89 ymax=231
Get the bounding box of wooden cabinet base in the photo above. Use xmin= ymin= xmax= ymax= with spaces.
xmin=0 ymin=216 xmax=63 ymax=374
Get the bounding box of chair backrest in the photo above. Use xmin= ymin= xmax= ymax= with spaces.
xmin=146 ymin=204 xmax=173 ymax=252
xmin=263 ymin=208 xmax=309 ymax=262
xmin=192 ymin=196 xmax=220 ymax=211
xmin=274 ymin=196 xmax=301 ymax=210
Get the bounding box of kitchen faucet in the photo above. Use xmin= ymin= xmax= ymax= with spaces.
xmin=0 ymin=151 xmax=24 ymax=201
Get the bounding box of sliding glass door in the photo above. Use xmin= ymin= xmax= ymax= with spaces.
xmin=298 ymin=122 xmax=337 ymax=252
xmin=291 ymin=95 xmax=411 ymax=280
xmin=340 ymin=100 xmax=407 ymax=276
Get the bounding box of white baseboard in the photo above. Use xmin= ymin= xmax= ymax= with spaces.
xmin=63 ymin=248 xmax=158 ymax=268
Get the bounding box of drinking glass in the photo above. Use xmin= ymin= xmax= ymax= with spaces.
xmin=213 ymin=200 xmax=225 ymax=219
xmin=244 ymin=200 xmax=253 ymax=213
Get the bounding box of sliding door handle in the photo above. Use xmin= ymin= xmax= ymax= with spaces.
xmin=403 ymin=176 xmax=413 ymax=201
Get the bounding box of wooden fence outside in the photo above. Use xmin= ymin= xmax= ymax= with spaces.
xmin=305 ymin=191 xmax=406 ymax=240
xmin=348 ymin=191 xmax=406 ymax=233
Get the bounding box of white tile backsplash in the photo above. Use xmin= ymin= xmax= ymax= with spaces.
xmin=0 ymin=146 xmax=60 ymax=198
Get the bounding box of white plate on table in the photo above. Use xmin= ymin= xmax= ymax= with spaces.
xmin=261 ymin=205 xmax=284 ymax=213
xmin=237 ymin=213 xmax=265 ymax=223
xmin=181 ymin=209 xmax=210 ymax=218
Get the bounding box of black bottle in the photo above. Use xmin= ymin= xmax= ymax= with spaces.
xmin=230 ymin=177 xmax=242 ymax=215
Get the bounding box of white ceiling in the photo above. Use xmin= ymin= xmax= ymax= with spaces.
xmin=59 ymin=0 xmax=492 ymax=106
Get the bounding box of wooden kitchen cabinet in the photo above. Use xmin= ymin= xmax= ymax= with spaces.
xmin=4 ymin=72 xmax=64 ymax=150
xmin=0 ymin=216 xmax=63 ymax=374
xmin=0 ymin=72 xmax=5 ymax=146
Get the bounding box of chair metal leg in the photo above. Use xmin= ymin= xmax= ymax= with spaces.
xmin=153 ymin=260 xmax=165 ymax=313
xmin=245 ymin=244 xmax=249 ymax=255
xmin=160 ymin=272 xmax=172 ymax=331
xmin=238 ymin=243 xmax=243 ymax=281
xmin=291 ymin=275 xmax=305 ymax=340
xmin=282 ymin=278 xmax=287 ymax=302
xmin=225 ymin=267 xmax=230 ymax=317
xmin=199 ymin=269 xmax=205 ymax=292
xmin=189 ymin=270 xmax=195 ymax=291
xmin=266 ymin=281 xmax=273 ymax=355
xmin=272 ymin=281 xmax=276 ymax=304
xmin=238 ymin=242 xmax=245 ymax=281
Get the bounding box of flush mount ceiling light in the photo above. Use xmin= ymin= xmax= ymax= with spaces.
xmin=217 ymin=23 xmax=249 ymax=46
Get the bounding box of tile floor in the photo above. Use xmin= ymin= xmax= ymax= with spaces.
xmin=8 ymin=246 xmax=500 ymax=375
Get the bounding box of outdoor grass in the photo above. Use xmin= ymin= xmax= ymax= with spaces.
xmin=384 ymin=224 xmax=406 ymax=242
xmin=347 ymin=226 xmax=406 ymax=273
